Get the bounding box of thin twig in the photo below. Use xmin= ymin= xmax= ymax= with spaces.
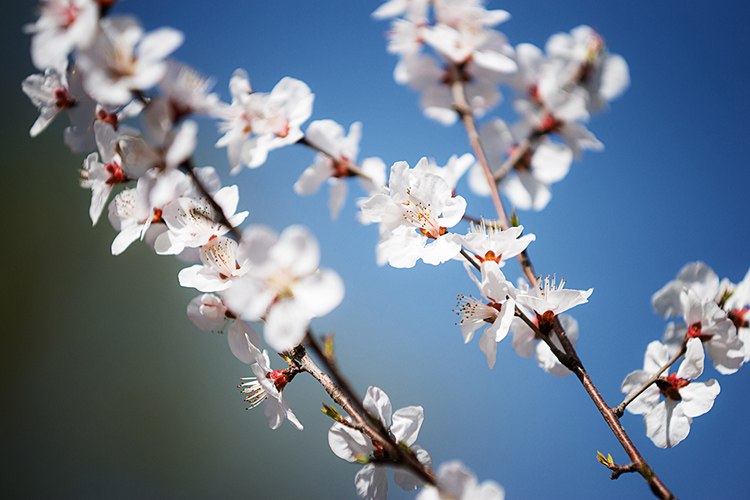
xmin=450 ymin=65 xmax=676 ymax=500
xmin=297 ymin=136 xmax=378 ymax=185
xmin=182 ymin=161 xmax=243 ymax=242
xmin=294 ymin=345 xmax=437 ymax=487
xmin=613 ymin=340 xmax=688 ymax=418
xmin=304 ymin=330 xmax=370 ymax=427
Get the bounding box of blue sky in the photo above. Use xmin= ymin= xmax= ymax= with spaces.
xmin=4 ymin=1 xmax=750 ymax=499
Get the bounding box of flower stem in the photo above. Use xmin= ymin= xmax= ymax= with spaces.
xmin=612 ymin=340 xmax=688 ymax=418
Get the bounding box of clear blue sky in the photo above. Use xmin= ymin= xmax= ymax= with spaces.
xmin=3 ymin=1 xmax=750 ymax=499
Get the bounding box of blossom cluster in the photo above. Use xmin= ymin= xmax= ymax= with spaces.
xmin=621 ymin=262 xmax=750 ymax=448
xmin=22 ymin=0 xmax=347 ymax=430
xmin=374 ymin=1 xmax=629 ymax=211
xmin=24 ymin=0 xmax=742 ymax=499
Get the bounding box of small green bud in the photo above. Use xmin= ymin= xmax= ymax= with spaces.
xmin=321 ymin=403 xmax=343 ymax=422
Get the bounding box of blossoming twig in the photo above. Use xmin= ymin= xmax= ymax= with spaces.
xmin=304 ymin=330 xmax=369 ymax=424
xmin=293 ymin=344 xmax=437 ymax=487
xmin=613 ymin=339 xmax=689 ymax=418
xmin=297 ymin=135 xmax=378 ymax=185
xmin=182 ymin=160 xmax=243 ymax=242
xmin=450 ymin=61 xmax=676 ymax=500
xmin=448 ymin=63 xmax=509 ymax=231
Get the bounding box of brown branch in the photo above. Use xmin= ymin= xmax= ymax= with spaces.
xmin=182 ymin=161 xmax=243 ymax=242
xmin=293 ymin=344 xmax=436 ymax=487
xmin=448 ymin=65 xmax=509 ymax=230
xmin=304 ymin=330 xmax=370 ymax=426
xmin=449 ymin=66 xmax=676 ymax=500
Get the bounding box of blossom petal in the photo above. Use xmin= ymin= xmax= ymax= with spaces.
xmin=363 ymin=386 xmax=392 ymax=428
xmin=391 ymin=405 xmax=424 ymax=446
xmin=355 ymin=464 xmax=388 ymax=500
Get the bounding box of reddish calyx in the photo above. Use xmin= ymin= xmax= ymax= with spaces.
xmin=275 ymin=122 xmax=290 ymax=139
xmin=441 ymin=64 xmax=472 ymax=86
xmin=475 ymin=250 xmax=503 ymax=264
xmin=538 ymin=114 xmax=562 ymax=134
xmin=508 ymin=144 xmax=532 ymax=171
xmin=686 ymin=321 xmax=713 ymax=342
xmin=728 ymin=307 xmax=750 ymax=330
xmin=54 ymin=88 xmax=77 ymax=109
xmin=97 ymin=109 xmax=119 ymax=128
xmin=105 ymin=162 xmax=127 ymax=185
xmin=655 ymin=373 xmax=690 ymax=401
xmin=151 ymin=208 xmax=163 ymax=223
xmin=537 ymin=310 xmax=555 ymax=336
xmin=266 ymin=370 xmax=290 ymax=392
xmin=419 ymin=226 xmax=447 ymax=239
xmin=332 ymin=158 xmax=355 ymax=178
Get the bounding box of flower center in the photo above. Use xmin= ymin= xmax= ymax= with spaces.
xmin=729 ymin=308 xmax=750 ymax=330
xmin=240 ymin=378 xmax=268 ymax=408
xmin=54 ymin=88 xmax=76 ymax=109
xmin=266 ymin=369 xmax=289 ymax=392
xmin=266 ymin=269 xmax=296 ymax=301
xmin=686 ymin=321 xmax=713 ymax=342
xmin=537 ymin=310 xmax=555 ymax=335
xmin=105 ymin=162 xmax=127 ymax=185
xmin=655 ymin=373 xmax=690 ymax=401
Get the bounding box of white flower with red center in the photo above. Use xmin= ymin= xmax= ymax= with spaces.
xmin=294 ymin=120 xmax=386 ymax=219
xmin=469 ymin=117 xmax=573 ymax=211
xmin=416 ymin=460 xmax=504 ymax=500
xmin=394 ymin=52 xmax=503 ymax=126
xmin=155 ymin=184 xmax=248 ymax=256
xmin=222 ymin=225 xmax=344 ymax=353
xmin=239 ymin=334 xmax=303 ymax=431
xmin=107 ymin=168 xmax=193 ymax=255
xmin=178 ymin=236 xmax=251 ymax=293
xmin=662 ymin=288 xmax=743 ymax=375
xmin=25 ymin=0 xmax=98 ymax=73
xmin=652 ymin=261 xmax=722 ymax=318
xmin=724 ymin=268 xmax=750 ymax=362
xmin=621 ymin=339 xmax=720 ymax=448
xmin=512 ymin=313 xmax=578 ymax=377
xmin=360 ymin=158 xmax=466 ymax=268
xmin=79 ymin=121 xmax=141 ymax=225
xmin=456 ymin=261 xmax=516 ymax=368
xmin=513 ymin=98 xmax=601 ymax=160
xmin=328 ymin=386 xmax=431 ymax=500
xmin=462 ymin=219 xmax=534 ymax=267
xmin=216 ymin=70 xmax=314 ymax=171
xmin=514 ymin=275 xmax=592 ymax=334
xmin=22 ymin=68 xmax=76 ymax=137
xmin=77 ymin=16 xmax=184 ymax=106
xmin=545 ymin=25 xmax=630 ymax=114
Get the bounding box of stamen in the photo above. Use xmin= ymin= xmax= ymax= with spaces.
xmin=239 ymin=377 xmax=268 ymax=409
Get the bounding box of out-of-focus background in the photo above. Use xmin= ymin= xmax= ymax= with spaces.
xmin=3 ymin=1 xmax=750 ymax=499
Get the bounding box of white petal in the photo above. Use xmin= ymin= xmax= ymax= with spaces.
xmin=679 ymin=380 xmax=720 ymax=418
xmin=227 ymin=320 xmax=260 ymax=363
xmin=364 ymin=386 xmax=392 ymax=428
xmin=391 ymin=406 xmax=424 ymax=446
xmin=394 ymin=445 xmax=431 ymax=491
xmin=355 ymin=464 xmax=388 ymax=500
xmin=292 ymin=269 xmax=345 ymax=318
xmin=328 ymin=422 xmax=373 ymax=462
